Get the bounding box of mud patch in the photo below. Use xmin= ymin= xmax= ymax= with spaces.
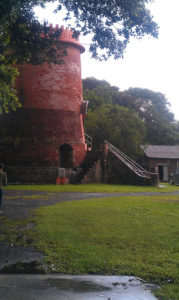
xmin=0 ymin=261 xmax=45 ymax=274
xmin=0 ymin=243 xmax=44 ymax=273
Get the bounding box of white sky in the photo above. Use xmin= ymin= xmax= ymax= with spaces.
xmin=34 ymin=0 xmax=179 ymax=120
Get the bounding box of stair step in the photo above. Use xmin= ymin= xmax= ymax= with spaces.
xmin=73 ymin=150 xmax=100 ymax=183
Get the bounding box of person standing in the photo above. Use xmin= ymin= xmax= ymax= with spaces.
xmin=0 ymin=163 xmax=7 ymax=213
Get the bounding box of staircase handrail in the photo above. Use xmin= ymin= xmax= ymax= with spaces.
xmin=106 ymin=140 xmax=147 ymax=171
xmin=85 ymin=133 xmax=93 ymax=149
xmin=105 ymin=140 xmax=152 ymax=178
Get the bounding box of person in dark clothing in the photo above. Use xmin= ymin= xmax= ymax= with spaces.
xmin=0 ymin=163 xmax=7 ymax=213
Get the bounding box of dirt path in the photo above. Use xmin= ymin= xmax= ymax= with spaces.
xmin=2 ymin=189 xmax=179 ymax=219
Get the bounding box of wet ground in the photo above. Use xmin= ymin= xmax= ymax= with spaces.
xmin=1 ymin=189 xmax=178 ymax=299
xmin=0 ymin=274 xmax=158 ymax=300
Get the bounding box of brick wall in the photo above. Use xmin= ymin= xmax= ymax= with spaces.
xmin=0 ymin=27 xmax=87 ymax=178
xmin=147 ymin=158 xmax=178 ymax=181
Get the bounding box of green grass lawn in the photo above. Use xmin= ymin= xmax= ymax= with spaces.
xmin=6 ymin=182 xmax=179 ymax=193
xmin=28 ymin=194 xmax=179 ymax=300
xmin=1 ymin=186 xmax=179 ymax=299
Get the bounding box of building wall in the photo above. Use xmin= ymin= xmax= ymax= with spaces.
xmin=0 ymin=27 xmax=87 ymax=181
xmin=104 ymin=153 xmax=153 ymax=185
xmin=16 ymin=46 xmax=83 ymax=112
xmin=147 ymin=158 xmax=179 ymax=181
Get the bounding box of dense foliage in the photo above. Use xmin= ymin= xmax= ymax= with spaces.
xmin=83 ymin=78 xmax=179 ymax=156
xmin=0 ymin=0 xmax=158 ymax=113
xmin=124 ymin=88 xmax=178 ymax=145
xmin=58 ymin=0 xmax=158 ymax=60
xmin=0 ymin=58 xmax=20 ymax=114
xmin=85 ymin=104 xmax=146 ymax=158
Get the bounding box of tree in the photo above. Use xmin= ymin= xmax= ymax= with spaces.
xmin=0 ymin=0 xmax=67 ymax=113
xmin=83 ymin=78 xmax=179 ymax=146
xmin=83 ymin=77 xmax=123 ymax=112
xmin=83 ymin=77 xmax=117 ymax=110
xmin=58 ymin=0 xmax=158 ymax=60
xmin=123 ymin=88 xmax=177 ymax=144
xmin=85 ymin=104 xmax=146 ymax=159
xmin=0 ymin=0 xmax=158 ymax=113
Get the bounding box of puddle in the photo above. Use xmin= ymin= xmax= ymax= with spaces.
xmin=46 ymin=278 xmax=111 ymax=293
xmin=0 ymin=274 xmax=158 ymax=300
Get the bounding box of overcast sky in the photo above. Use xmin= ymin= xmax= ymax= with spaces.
xmin=34 ymin=0 xmax=179 ymax=120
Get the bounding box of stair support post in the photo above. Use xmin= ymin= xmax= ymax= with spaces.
xmin=100 ymin=142 xmax=109 ymax=183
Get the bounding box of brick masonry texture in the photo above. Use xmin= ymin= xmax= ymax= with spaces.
xmin=0 ymin=28 xmax=87 ymax=173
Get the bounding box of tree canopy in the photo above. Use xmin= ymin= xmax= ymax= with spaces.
xmin=0 ymin=0 xmax=65 ymax=113
xmin=58 ymin=0 xmax=158 ymax=60
xmin=85 ymin=104 xmax=146 ymax=159
xmin=123 ymin=88 xmax=177 ymax=144
xmin=0 ymin=0 xmax=158 ymax=113
xmin=83 ymin=78 xmax=179 ymax=153
xmin=1 ymin=0 xmax=158 ymax=61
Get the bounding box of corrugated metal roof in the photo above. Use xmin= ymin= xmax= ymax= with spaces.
xmin=141 ymin=145 xmax=179 ymax=159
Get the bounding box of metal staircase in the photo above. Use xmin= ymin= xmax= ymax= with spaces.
xmin=85 ymin=133 xmax=93 ymax=149
xmin=105 ymin=140 xmax=152 ymax=179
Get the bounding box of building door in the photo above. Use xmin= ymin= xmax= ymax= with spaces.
xmin=59 ymin=144 xmax=73 ymax=168
xmin=158 ymin=165 xmax=168 ymax=181
xmin=163 ymin=165 xmax=168 ymax=181
xmin=158 ymin=165 xmax=163 ymax=181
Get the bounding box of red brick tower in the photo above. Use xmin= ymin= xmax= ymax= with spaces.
xmin=0 ymin=26 xmax=88 ymax=183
